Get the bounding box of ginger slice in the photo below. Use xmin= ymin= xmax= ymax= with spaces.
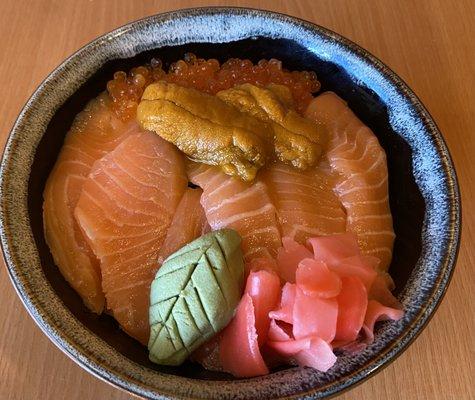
xmin=137 ymin=82 xmax=273 ymax=181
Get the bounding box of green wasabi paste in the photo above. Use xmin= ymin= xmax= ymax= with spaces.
xmin=148 ymin=229 xmax=244 ymax=366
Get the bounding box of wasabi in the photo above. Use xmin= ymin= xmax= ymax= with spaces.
xmin=148 ymin=229 xmax=244 ymax=366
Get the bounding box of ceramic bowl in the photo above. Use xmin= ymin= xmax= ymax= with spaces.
xmin=0 ymin=7 xmax=460 ymax=400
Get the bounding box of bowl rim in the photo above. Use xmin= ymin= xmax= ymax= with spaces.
xmin=0 ymin=6 xmax=461 ymax=400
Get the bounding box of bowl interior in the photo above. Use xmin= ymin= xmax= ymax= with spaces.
xmin=27 ymin=37 xmax=425 ymax=379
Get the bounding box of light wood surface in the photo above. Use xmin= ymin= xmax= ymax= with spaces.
xmin=0 ymin=1 xmax=474 ymax=399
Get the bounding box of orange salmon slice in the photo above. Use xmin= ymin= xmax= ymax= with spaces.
xmin=43 ymin=96 xmax=138 ymax=313
xmin=187 ymin=162 xmax=282 ymax=261
xmin=156 ymin=187 xmax=209 ymax=265
xmin=305 ymin=92 xmax=395 ymax=270
xmin=74 ymin=131 xmax=187 ymax=344
xmin=260 ymin=163 xmax=347 ymax=244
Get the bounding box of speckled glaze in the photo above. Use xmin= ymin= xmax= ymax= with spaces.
xmin=0 ymin=7 xmax=460 ymax=400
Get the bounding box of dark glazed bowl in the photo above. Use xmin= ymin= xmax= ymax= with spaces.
xmin=0 ymin=7 xmax=460 ymax=400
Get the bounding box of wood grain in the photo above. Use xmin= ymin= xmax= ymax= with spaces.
xmin=0 ymin=1 xmax=474 ymax=399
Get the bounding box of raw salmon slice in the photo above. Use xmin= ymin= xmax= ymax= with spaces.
xmin=305 ymin=92 xmax=395 ymax=270
xmin=43 ymin=95 xmax=138 ymax=313
xmin=187 ymin=162 xmax=281 ymax=261
xmin=261 ymin=163 xmax=346 ymax=244
xmin=74 ymin=131 xmax=187 ymax=344
xmin=156 ymin=187 xmax=209 ymax=265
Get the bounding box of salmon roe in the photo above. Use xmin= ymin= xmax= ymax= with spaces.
xmin=106 ymin=53 xmax=321 ymax=121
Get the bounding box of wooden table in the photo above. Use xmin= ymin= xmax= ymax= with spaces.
xmin=0 ymin=1 xmax=473 ymax=399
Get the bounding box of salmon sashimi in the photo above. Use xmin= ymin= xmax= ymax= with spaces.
xmin=156 ymin=187 xmax=209 ymax=265
xmin=187 ymin=162 xmax=281 ymax=261
xmin=43 ymin=95 xmax=138 ymax=313
xmin=74 ymin=131 xmax=187 ymax=344
xmin=305 ymin=92 xmax=395 ymax=270
xmin=261 ymin=163 xmax=346 ymax=245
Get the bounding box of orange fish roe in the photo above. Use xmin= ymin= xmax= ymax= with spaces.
xmin=107 ymin=54 xmax=321 ymax=121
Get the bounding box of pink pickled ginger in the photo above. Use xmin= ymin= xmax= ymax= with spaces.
xmin=267 ymin=336 xmax=336 ymax=373
xmin=362 ymin=300 xmax=404 ymax=343
xmin=245 ymin=270 xmax=281 ymax=346
xmin=369 ymin=274 xmax=401 ymax=309
xmin=308 ymin=232 xmax=360 ymax=267
xmin=293 ymin=286 xmax=338 ymax=342
xmin=335 ymin=276 xmax=368 ymax=342
xmin=276 ymin=237 xmax=313 ymax=283
xmin=329 ymin=255 xmax=378 ymax=291
xmin=213 ymin=233 xmax=402 ymax=377
xmin=269 ymin=283 xmax=296 ymax=325
xmin=219 ymin=269 xmax=280 ymax=377
xmin=296 ymin=258 xmax=342 ymax=298
xmin=219 ymin=294 xmax=269 ymax=377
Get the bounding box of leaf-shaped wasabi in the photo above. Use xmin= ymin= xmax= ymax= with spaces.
xmin=148 ymin=229 xmax=244 ymax=366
